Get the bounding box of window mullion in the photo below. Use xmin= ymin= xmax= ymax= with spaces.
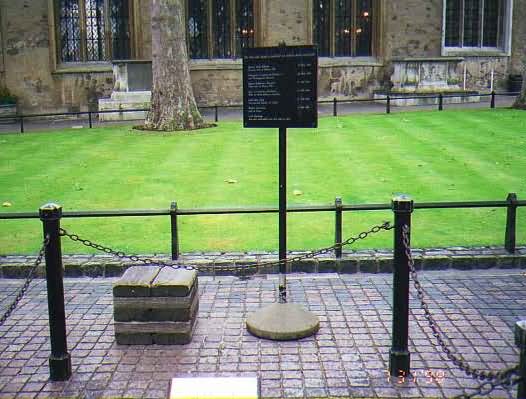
xmin=351 ymin=0 xmax=356 ymax=56
xmin=330 ymin=0 xmax=335 ymax=56
xmin=479 ymin=0 xmax=484 ymax=47
xmin=79 ymin=0 xmax=88 ymax=61
xmin=230 ymin=0 xmax=236 ymax=57
xmin=104 ymin=0 xmax=112 ymax=60
xmin=496 ymin=1 xmax=506 ymax=48
xmin=208 ymin=0 xmax=213 ymax=58
xmin=460 ymin=0 xmax=465 ymax=47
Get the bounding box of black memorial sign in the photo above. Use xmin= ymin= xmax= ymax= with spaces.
xmin=242 ymin=45 xmax=317 ymax=128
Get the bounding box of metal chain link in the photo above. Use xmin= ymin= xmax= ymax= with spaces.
xmin=59 ymin=221 xmax=393 ymax=275
xmin=453 ymin=375 xmax=524 ymax=399
xmin=0 ymin=235 xmax=49 ymax=326
xmin=401 ymin=225 xmax=520 ymax=397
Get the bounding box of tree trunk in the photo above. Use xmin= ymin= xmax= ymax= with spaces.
xmin=144 ymin=0 xmax=208 ymax=131
xmin=512 ymin=67 xmax=526 ymax=110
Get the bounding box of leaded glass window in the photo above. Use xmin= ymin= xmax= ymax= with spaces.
xmin=236 ymin=0 xmax=254 ymax=55
xmin=188 ymin=0 xmax=208 ymax=59
xmin=187 ymin=0 xmax=255 ymax=59
xmin=57 ymin=0 xmax=131 ymax=63
xmin=111 ymin=0 xmax=131 ymax=60
xmin=59 ymin=0 xmax=81 ymax=62
xmin=313 ymin=0 xmax=330 ymax=56
xmin=444 ymin=0 xmax=508 ymax=49
xmin=313 ymin=0 xmax=375 ymax=57
xmin=85 ymin=0 xmax=106 ymax=61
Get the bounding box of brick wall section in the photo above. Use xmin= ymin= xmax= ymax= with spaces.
xmin=1 ymin=246 xmax=524 ymax=279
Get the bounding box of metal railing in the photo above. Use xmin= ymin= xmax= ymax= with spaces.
xmin=1 ymin=193 xmax=524 ymax=259
xmin=1 ymin=195 xmax=526 ymax=397
xmin=0 ymin=91 xmax=521 ymax=133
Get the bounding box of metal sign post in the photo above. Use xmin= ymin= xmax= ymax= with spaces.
xmin=278 ymin=126 xmax=287 ymax=303
xmin=243 ymin=44 xmax=320 ymax=340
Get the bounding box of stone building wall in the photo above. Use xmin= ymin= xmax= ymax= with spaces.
xmin=510 ymin=0 xmax=526 ymax=74
xmin=0 ymin=0 xmax=114 ymax=113
xmin=0 ymin=0 xmax=524 ymax=113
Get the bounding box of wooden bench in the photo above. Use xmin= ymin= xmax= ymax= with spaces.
xmin=113 ymin=266 xmax=198 ymax=345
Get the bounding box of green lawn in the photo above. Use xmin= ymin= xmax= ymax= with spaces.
xmin=1 ymin=109 xmax=525 ymax=255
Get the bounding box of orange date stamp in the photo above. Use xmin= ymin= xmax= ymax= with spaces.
xmin=386 ymin=369 xmax=446 ymax=385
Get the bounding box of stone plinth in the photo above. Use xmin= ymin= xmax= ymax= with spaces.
xmin=98 ymin=60 xmax=152 ymax=121
xmin=113 ymin=266 xmax=198 ymax=345
xmin=376 ymin=57 xmax=481 ymax=106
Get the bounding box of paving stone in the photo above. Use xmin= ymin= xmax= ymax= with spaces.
xmin=290 ymin=259 xmax=317 ymax=273
xmin=318 ymin=258 xmax=338 ymax=273
xmin=497 ymin=255 xmax=520 ymax=269
xmin=82 ymin=262 xmax=105 ymax=277
xmin=377 ymin=257 xmax=393 ymax=273
xmin=422 ymin=256 xmax=450 ymax=270
xmin=450 ymin=256 xmax=474 ymax=270
xmin=359 ymin=258 xmax=378 ymax=273
xmin=338 ymin=258 xmax=358 ymax=273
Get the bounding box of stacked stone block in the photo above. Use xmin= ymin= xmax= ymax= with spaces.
xmin=113 ymin=266 xmax=198 ymax=345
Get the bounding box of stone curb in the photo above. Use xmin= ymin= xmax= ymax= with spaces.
xmin=0 ymin=246 xmax=524 ymax=278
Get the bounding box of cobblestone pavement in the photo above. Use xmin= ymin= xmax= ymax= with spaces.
xmin=1 ymin=270 xmax=525 ymax=398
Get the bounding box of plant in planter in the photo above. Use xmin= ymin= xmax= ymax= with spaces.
xmin=0 ymin=86 xmax=16 ymax=105
xmin=0 ymin=86 xmax=18 ymax=119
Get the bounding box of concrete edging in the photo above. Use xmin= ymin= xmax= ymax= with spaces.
xmin=0 ymin=246 xmax=525 ymax=278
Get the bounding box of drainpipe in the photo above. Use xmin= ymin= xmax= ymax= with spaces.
xmin=463 ymin=64 xmax=467 ymax=91
xmin=490 ymin=66 xmax=494 ymax=92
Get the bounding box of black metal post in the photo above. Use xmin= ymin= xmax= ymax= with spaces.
xmin=214 ymin=105 xmax=218 ymax=122
xmin=505 ymin=193 xmax=517 ymax=253
xmin=170 ymin=201 xmax=179 ymax=260
xmin=278 ymin=126 xmax=287 ymax=302
xmin=386 ymin=95 xmax=391 ymax=114
xmin=39 ymin=203 xmax=71 ymax=381
xmin=389 ymin=194 xmax=413 ymax=377
xmin=438 ymin=93 xmax=443 ymax=111
xmin=335 ymin=197 xmax=343 ymax=258
xmin=516 ymin=320 xmax=526 ymax=399
xmin=333 ymin=97 xmax=337 ymax=117
xmin=20 ymin=116 xmax=24 ymax=133
xmin=491 ymin=91 xmax=496 ymax=109
xmin=88 ymin=111 xmax=93 ymax=128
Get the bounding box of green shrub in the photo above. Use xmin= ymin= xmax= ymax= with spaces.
xmin=0 ymin=86 xmax=17 ymax=105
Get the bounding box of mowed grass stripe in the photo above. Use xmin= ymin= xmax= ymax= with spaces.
xmin=0 ymin=109 xmax=525 ymax=254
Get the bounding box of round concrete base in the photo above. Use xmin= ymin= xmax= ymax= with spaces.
xmin=246 ymin=303 xmax=320 ymax=341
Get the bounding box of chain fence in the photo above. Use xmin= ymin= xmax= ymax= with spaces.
xmin=58 ymin=221 xmax=394 ymax=275
xmin=401 ymin=225 xmax=523 ymax=398
xmin=0 ymin=235 xmax=49 ymax=326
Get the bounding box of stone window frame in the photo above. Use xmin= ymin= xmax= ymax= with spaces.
xmin=185 ymin=0 xmax=261 ymax=60
xmin=311 ymin=0 xmax=380 ymax=59
xmin=48 ymin=0 xmax=139 ymax=73
xmin=441 ymin=0 xmax=513 ymax=56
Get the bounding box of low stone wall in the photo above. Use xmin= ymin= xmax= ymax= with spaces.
xmin=1 ymin=246 xmax=524 ymax=278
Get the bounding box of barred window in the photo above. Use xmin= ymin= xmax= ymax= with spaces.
xmin=187 ymin=0 xmax=255 ymax=59
xmin=57 ymin=0 xmax=131 ymax=63
xmin=444 ymin=0 xmax=508 ymax=49
xmin=313 ymin=0 xmax=375 ymax=57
